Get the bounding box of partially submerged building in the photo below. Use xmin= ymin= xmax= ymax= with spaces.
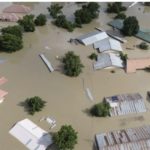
xmin=105 ymin=93 xmax=146 ymax=116
xmin=126 ymin=57 xmax=150 ymax=73
xmin=76 ymin=30 xmax=108 ymax=46
xmin=95 ymin=125 xmax=150 ymax=150
xmin=9 ymin=118 xmax=53 ymax=150
xmin=94 ymin=38 xmax=123 ymax=53
xmin=93 ymin=53 xmax=123 ymax=70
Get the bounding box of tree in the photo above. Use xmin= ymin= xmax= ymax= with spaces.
xmin=47 ymin=3 xmax=63 ymax=18
xmin=122 ymin=16 xmax=139 ymax=36
xmin=90 ymin=101 xmax=110 ymax=117
xmin=53 ymin=125 xmax=78 ymax=150
xmin=74 ymin=2 xmax=100 ymax=25
xmin=63 ymin=51 xmax=84 ymax=77
xmin=144 ymin=2 xmax=150 ymax=6
xmin=34 ymin=14 xmax=47 ymax=26
xmin=139 ymin=42 xmax=149 ymax=50
xmin=18 ymin=15 xmax=35 ymax=32
xmin=0 ymin=33 xmax=23 ymax=53
xmin=88 ymin=53 xmax=97 ymax=61
xmin=107 ymin=2 xmax=126 ymax=13
xmin=119 ymin=51 xmax=128 ymax=65
xmin=1 ymin=25 xmax=23 ymax=38
xmin=115 ymin=13 xmax=126 ymax=19
xmin=54 ymin=15 xmax=75 ymax=32
xmin=25 ymin=96 xmax=46 ymax=115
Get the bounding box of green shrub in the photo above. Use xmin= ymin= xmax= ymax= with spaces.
xmin=25 ymin=96 xmax=46 ymax=115
xmin=63 ymin=51 xmax=84 ymax=77
xmin=90 ymin=101 xmax=110 ymax=117
xmin=139 ymin=42 xmax=149 ymax=50
xmin=0 ymin=33 xmax=23 ymax=53
xmin=144 ymin=2 xmax=150 ymax=6
xmin=115 ymin=13 xmax=126 ymax=19
xmin=53 ymin=125 xmax=78 ymax=150
xmin=88 ymin=53 xmax=97 ymax=61
xmin=122 ymin=16 xmax=139 ymax=36
xmin=1 ymin=25 xmax=23 ymax=38
xmin=18 ymin=15 xmax=35 ymax=32
xmin=119 ymin=51 xmax=128 ymax=65
xmin=107 ymin=2 xmax=126 ymax=13
xmin=34 ymin=14 xmax=47 ymax=26
xmin=47 ymin=3 xmax=63 ymax=18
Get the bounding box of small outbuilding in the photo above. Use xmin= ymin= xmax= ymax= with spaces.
xmin=93 ymin=53 xmax=123 ymax=70
xmin=94 ymin=38 xmax=123 ymax=53
xmin=76 ymin=31 xmax=108 ymax=46
xmin=9 ymin=118 xmax=53 ymax=150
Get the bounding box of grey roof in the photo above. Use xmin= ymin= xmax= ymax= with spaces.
xmin=94 ymin=38 xmax=123 ymax=52
xmin=93 ymin=53 xmax=123 ymax=70
xmin=76 ymin=31 xmax=108 ymax=46
xmin=96 ymin=125 xmax=150 ymax=150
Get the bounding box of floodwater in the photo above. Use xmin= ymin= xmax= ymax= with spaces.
xmin=0 ymin=2 xmax=150 ymax=150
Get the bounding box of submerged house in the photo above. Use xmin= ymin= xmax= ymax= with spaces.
xmin=95 ymin=125 xmax=150 ymax=150
xmin=94 ymin=38 xmax=123 ymax=53
xmin=93 ymin=53 xmax=123 ymax=70
xmin=76 ymin=30 xmax=108 ymax=46
xmin=9 ymin=118 xmax=53 ymax=150
xmin=105 ymin=93 xmax=146 ymax=116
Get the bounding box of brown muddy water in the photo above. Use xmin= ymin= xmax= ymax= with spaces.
xmin=0 ymin=2 xmax=150 ymax=150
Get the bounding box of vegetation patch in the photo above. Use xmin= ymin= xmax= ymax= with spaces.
xmin=53 ymin=125 xmax=78 ymax=150
xmin=34 ymin=14 xmax=47 ymax=26
xmin=25 ymin=96 xmax=46 ymax=115
xmin=107 ymin=2 xmax=126 ymax=13
xmin=88 ymin=53 xmax=97 ymax=61
xmin=122 ymin=16 xmax=139 ymax=36
xmin=139 ymin=42 xmax=149 ymax=50
xmin=63 ymin=51 xmax=84 ymax=77
xmin=119 ymin=51 xmax=128 ymax=65
xmin=90 ymin=101 xmax=110 ymax=117
xmin=115 ymin=13 xmax=126 ymax=19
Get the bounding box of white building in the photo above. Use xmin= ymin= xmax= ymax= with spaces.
xmin=9 ymin=119 xmax=53 ymax=150
xmin=76 ymin=31 xmax=108 ymax=46
xmin=94 ymin=38 xmax=123 ymax=53
xmin=93 ymin=53 xmax=123 ymax=70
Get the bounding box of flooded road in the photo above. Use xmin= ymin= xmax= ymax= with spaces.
xmin=0 ymin=2 xmax=150 ymax=150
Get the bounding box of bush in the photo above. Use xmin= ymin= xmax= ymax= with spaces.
xmin=0 ymin=33 xmax=23 ymax=52
xmin=139 ymin=42 xmax=149 ymax=50
xmin=18 ymin=15 xmax=35 ymax=32
xmin=47 ymin=3 xmax=63 ymax=18
xmin=119 ymin=51 xmax=128 ymax=64
xmin=115 ymin=13 xmax=126 ymax=19
xmin=25 ymin=96 xmax=46 ymax=115
xmin=107 ymin=2 xmax=127 ymax=13
xmin=74 ymin=2 xmax=100 ymax=25
xmin=54 ymin=15 xmax=75 ymax=32
xmin=34 ymin=14 xmax=47 ymax=26
xmin=53 ymin=125 xmax=78 ymax=150
xmin=63 ymin=51 xmax=84 ymax=77
xmin=122 ymin=16 xmax=139 ymax=36
xmin=144 ymin=2 xmax=150 ymax=6
xmin=88 ymin=53 xmax=97 ymax=61
xmin=90 ymin=101 xmax=110 ymax=117
xmin=1 ymin=25 xmax=23 ymax=38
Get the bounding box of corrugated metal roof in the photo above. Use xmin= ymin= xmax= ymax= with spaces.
xmin=96 ymin=125 xmax=150 ymax=150
xmin=94 ymin=38 xmax=123 ymax=52
xmin=93 ymin=53 xmax=123 ymax=70
xmin=77 ymin=31 xmax=108 ymax=46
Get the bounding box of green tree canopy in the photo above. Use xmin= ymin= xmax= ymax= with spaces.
xmin=18 ymin=15 xmax=35 ymax=32
xmin=90 ymin=101 xmax=110 ymax=117
xmin=122 ymin=16 xmax=139 ymax=36
xmin=63 ymin=51 xmax=84 ymax=77
xmin=107 ymin=2 xmax=126 ymax=13
xmin=53 ymin=125 xmax=78 ymax=150
xmin=144 ymin=2 xmax=150 ymax=6
xmin=25 ymin=96 xmax=46 ymax=115
xmin=54 ymin=15 xmax=75 ymax=32
xmin=115 ymin=13 xmax=126 ymax=19
xmin=47 ymin=3 xmax=63 ymax=18
xmin=1 ymin=25 xmax=23 ymax=38
xmin=74 ymin=2 xmax=100 ymax=25
xmin=34 ymin=14 xmax=47 ymax=26
xmin=139 ymin=42 xmax=149 ymax=50
xmin=0 ymin=33 xmax=23 ymax=53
